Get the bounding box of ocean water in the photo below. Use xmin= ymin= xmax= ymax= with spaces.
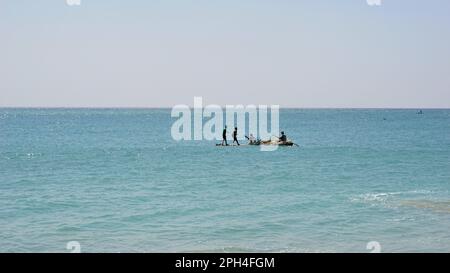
xmin=0 ymin=108 xmax=449 ymax=253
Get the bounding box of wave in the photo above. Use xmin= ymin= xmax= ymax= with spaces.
xmin=350 ymin=190 xmax=433 ymax=204
xmin=178 ymin=246 xmax=330 ymax=253
xmin=350 ymin=190 xmax=450 ymax=213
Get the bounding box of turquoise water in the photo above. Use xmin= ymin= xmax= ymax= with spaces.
xmin=0 ymin=108 xmax=449 ymax=252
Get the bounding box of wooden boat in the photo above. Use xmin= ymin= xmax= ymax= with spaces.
xmin=216 ymin=140 xmax=295 ymax=147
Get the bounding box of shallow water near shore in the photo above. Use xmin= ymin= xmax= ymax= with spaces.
xmin=0 ymin=108 xmax=449 ymax=252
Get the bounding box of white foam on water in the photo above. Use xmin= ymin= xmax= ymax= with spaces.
xmin=350 ymin=190 xmax=434 ymax=205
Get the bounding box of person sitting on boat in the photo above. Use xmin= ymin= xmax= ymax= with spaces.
xmin=232 ymin=127 xmax=240 ymax=146
xmin=278 ymin=131 xmax=287 ymax=143
xmin=245 ymin=134 xmax=257 ymax=144
xmin=221 ymin=126 xmax=228 ymax=146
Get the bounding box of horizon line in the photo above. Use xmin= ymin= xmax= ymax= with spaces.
xmin=0 ymin=106 xmax=449 ymax=110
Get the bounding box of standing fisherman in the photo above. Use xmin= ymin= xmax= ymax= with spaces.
xmin=221 ymin=126 xmax=228 ymax=146
xmin=233 ymin=127 xmax=240 ymax=146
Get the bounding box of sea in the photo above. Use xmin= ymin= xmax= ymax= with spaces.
xmin=0 ymin=108 xmax=449 ymax=252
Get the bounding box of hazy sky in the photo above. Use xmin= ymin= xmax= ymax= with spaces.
xmin=1 ymin=0 xmax=449 ymax=108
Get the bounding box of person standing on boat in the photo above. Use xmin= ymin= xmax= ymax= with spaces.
xmin=233 ymin=127 xmax=240 ymax=146
xmin=221 ymin=126 xmax=228 ymax=146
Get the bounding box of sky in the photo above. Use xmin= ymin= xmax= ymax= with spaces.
xmin=0 ymin=0 xmax=449 ymax=108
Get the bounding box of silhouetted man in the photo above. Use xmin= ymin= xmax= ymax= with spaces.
xmin=233 ymin=127 xmax=240 ymax=146
xmin=221 ymin=126 xmax=228 ymax=146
